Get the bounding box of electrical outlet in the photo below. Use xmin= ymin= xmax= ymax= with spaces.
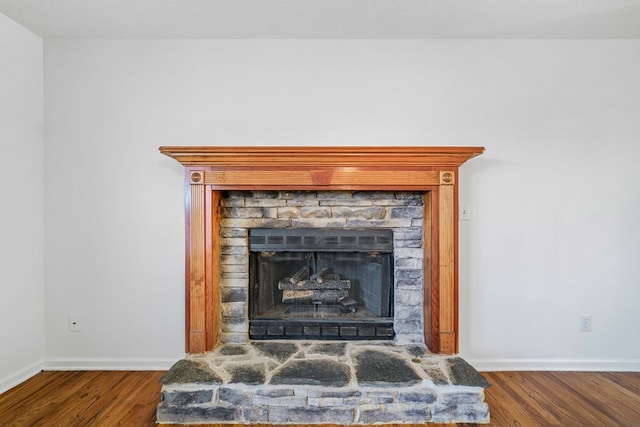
xmin=579 ymin=314 xmax=592 ymax=332
xmin=460 ymin=203 xmax=470 ymax=221
xmin=69 ymin=313 xmax=82 ymax=332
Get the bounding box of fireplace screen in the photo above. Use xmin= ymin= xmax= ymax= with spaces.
xmin=248 ymin=228 xmax=394 ymax=340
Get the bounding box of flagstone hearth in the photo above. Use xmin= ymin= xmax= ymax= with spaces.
xmin=158 ymin=341 xmax=490 ymax=425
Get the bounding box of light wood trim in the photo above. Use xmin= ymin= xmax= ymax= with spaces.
xmin=423 ymin=191 xmax=433 ymax=351
xmin=438 ymin=183 xmax=456 ymax=354
xmin=160 ymin=146 xmax=484 ymax=168
xmin=203 ymin=169 xmax=441 ymax=189
xmin=429 ymin=187 xmax=441 ymax=353
xmin=188 ymin=179 xmax=207 ymax=353
xmin=206 ymin=190 xmax=221 ymax=350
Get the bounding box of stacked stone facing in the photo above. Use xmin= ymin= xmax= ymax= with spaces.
xmin=157 ymin=342 xmax=490 ymax=425
xmin=218 ymin=190 xmax=426 ymax=344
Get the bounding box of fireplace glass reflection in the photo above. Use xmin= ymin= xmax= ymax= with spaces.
xmin=248 ymin=228 xmax=394 ymax=340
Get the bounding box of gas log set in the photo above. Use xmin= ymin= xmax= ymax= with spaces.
xmin=279 ymin=266 xmax=359 ymax=315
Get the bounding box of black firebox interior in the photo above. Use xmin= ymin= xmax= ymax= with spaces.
xmin=248 ymin=228 xmax=394 ymax=340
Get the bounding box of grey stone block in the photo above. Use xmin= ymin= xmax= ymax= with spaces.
xmin=221 ymin=318 xmax=247 ymax=333
xmin=220 ymin=254 xmax=246 ymax=265
xmin=220 ymin=237 xmax=247 ymax=247
xmin=252 ymin=342 xmax=299 ymax=363
xmin=256 ymin=388 xmax=294 ymax=397
xmin=358 ymin=403 xmax=431 ymax=424
xmin=422 ymin=366 xmax=450 ymax=385
xmin=359 ymin=390 xmax=395 ymax=404
xmin=299 ymin=206 xmax=331 ymax=218
xmin=395 ymin=320 xmax=423 ymax=335
xmin=268 ymin=406 xmax=355 ymax=424
xmin=279 ymin=190 xmax=317 ymax=200
xmin=263 ymin=207 xmax=278 ymax=218
xmin=253 ymin=394 xmax=307 ymax=407
xmin=219 ymin=332 xmax=247 ymax=344
xmin=393 ymin=228 xmax=424 ymax=240
xmin=440 ymin=390 xmax=485 ymax=405
xmin=228 ymin=364 xmax=266 ymax=385
xmin=291 ymin=218 xmax=347 ymax=228
xmin=411 ymin=218 xmax=424 ymax=227
xmin=395 ymin=289 xmax=423 ymax=305
xmin=396 ymin=269 xmax=422 ymax=280
xmin=389 ymin=206 xmax=424 ymax=219
xmin=396 ymin=278 xmax=423 ymax=289
xmin=220 ymin=199 xmax=245 ymax=208
xmin=221 ymin=207 xmax=264 ymax=218
xmin=395 ymin=191 xmax=423 ymax=200
xmin=431 ymin=402 xmax=490 ymax=424
xmin=346 ymin=218 xmax=412 ymax=228
xmin=353 ymin=191 xmax=392 ymax=200
xmin=221 ymin=287 xmax=247 ymax=303
xmin=157 ymin=403 xmax=240 ymax=424
xmin=317 ymin=191 xmax=353 ymax=199
xmin=220 ymin=227 xmax=247 ymax=238
xmin=221 ymin=273 xmax=248 ymax=282
xmin=277 ymin=206 xmax=301 ymax=218
xmin=216 ymin=344 xmax=248 ymax=356
xmin=161 ymin=359 xmax=222 ymax=385
xmin=241 ymin=405 xmax=269 ymax=423
xmin=245 ymin=198 xmax=287 ymax=207
xmin=324 ymin=199 xmax=374 ymax=207
xmin=396 ymin=389 xmax=437 ymax=404
xmin=218 ymin=387 xmax=253 ymax=405
xmin=220 ymin=218 xmax=291 ymax=229
xmin=162 ymin=389 xmax=214 ymax=405
xmin=394 ymin=305 xmax=422 ymax=320
xmin=270 ymin=359 xmax=351 ymax=387
xmin=405 ymin=344 xmax=430 ymax=358
xmin=221 ymin=278 xmax=247 ymax=288
xmin=308 ymin=342 xmax=347 ymax=357
xmin=394 ymin=247 xmax=424 ymax=259
xmin=303 ymin=388 xmax=362 ymax=398
xmin=446 ymin=357 xmax=492 ymax=388
xmin=220 ymin=264 xmax=249 ymax=279
xmin=220 ymin=245 xmax=247 ymax=256
xmin=395 ymin=257 xmax=419 ymax=268
xmin=395 ymin=239 xmax=423 ymax=248
xmin=308 ymin=396 xmax=360 ymax=407
xmin=225 ymin=190 xmax=253 ymax=199
xmin=221 ymin=302 xmax=245 ymax=318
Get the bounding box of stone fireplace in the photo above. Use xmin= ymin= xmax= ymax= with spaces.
xmin=157 ymin=146 xmax=489 ymax=425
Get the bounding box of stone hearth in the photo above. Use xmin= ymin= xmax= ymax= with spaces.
xmin=158 ymin=341 xmax=490 ymax=425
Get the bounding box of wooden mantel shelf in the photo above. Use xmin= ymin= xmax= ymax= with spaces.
xmin=160 ymin=146 xmax=484 ymax=354
xmin=160 ymin=146 xmax=484 ymax=167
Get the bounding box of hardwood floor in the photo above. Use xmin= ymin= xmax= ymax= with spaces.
xmin=0 ymin=370 xmax=639 ymax=426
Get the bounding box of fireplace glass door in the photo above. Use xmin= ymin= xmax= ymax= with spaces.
xmin=248 ymin=228 xmax=394 ymax=340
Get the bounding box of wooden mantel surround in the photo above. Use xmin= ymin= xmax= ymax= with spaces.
xmin=160 ymin=146 xmax=484 ymax=355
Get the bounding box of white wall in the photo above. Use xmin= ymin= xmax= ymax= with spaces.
xmin=0 ymin=14 xmax=44 ymax=392
xmin=43 ymin=39 xmax=640 ymax=370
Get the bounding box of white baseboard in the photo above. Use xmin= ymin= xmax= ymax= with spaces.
xmin=465 ymin=358 xmax=640 ymax=372
xmin=0 ymin=359 xmax=44 ymax=394
xmin=43 ymin=357 xmax=182 ymax=371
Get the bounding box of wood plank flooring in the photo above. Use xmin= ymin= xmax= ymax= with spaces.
xmin=0 ymin=370 xmax=639 ymax=426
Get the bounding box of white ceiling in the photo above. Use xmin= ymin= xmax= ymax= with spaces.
xmin=1 ymin=0 xmax=640 ymax=39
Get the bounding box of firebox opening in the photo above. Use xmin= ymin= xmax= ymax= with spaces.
xmin=248 ymin=228 xmax=394 ymax=340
